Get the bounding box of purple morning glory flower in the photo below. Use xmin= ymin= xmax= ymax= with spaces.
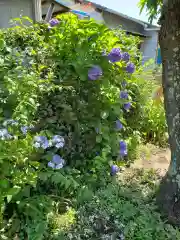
xmin=88 ymin=66 xmax=103 ymax=80
xmin=119 ymin=141 xmax=127 ymax=157
xmin=3 ymin=119 xmax=18 ymax=126
xmin=124 ymin=102 xmax=131 ymax=111
xmin=33 ymin=136 xmax=49 ymax=149
xmin=121 ymin=52 xmax=130 ymax=62
xmin=49 ymin=18 xmax=60 ymax=27
xmin=120 ymin=91 xmax=128 ymax=99
xmin=116 ymin=120 xmax=123 ymax=130
xmin=48 ymin=154 xmax=65 ymax=169
xmin=111 ymin=165 xmax=119 ymax=176
xmin=0 ymin=128 xmax=12 ymax=140
xmin=126 ymin=62 xmax=135 ymax=74
xmin=51 ymin=135 xmax=65 ymax=148
xmin=108 ymin=48 xmax=122 ymax=63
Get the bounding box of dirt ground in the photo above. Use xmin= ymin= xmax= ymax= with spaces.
xmin=132 ymin=144 xmax=171 ymax=177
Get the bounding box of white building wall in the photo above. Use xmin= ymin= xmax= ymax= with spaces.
xmin=0 ymin=0 xmax=34 ymax=28
xmin=140 ymin=30 xmax=159 ymax=65
xmin=103 ymin=11 xmax=144 ymax=33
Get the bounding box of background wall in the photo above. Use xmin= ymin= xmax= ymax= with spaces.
xmin=140 ymin=30 xmax=159 ymax=64
xmin=0 ymin=0 xmax=33 ymax=28
xmin=103 ymin=11 xmax=144 ymax=33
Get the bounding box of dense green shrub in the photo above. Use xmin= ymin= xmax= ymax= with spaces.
xmin=132 ymin=73 xmax=167 ymax=145
xmin=0 ymin=14 xmax=142 ymax=236
xmin=0 ymin=14 xmax=168 ymax=239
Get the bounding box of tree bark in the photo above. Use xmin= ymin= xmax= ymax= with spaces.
xmin=157 ymin=0 xmax=180 ymax=225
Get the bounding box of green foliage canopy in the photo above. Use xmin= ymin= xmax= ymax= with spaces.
xmin=138 ymin=0 xmax=163 ymax=23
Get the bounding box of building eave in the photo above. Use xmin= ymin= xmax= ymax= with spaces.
xmin=126 ymin=31 xmax=148 ymax=38
xmin=144 ymin=27 xmax=160 ymax=31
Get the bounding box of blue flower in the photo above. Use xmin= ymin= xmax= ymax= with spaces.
xmin=3 ymin=119 xmax=18 ymax=126
xmin=124 ymin=102 xmax=131 ymax=111
xmin=0 ymin=128 xmax=12 ymax=140
xmin=48 ymin=161 xmax=55 ymax=168
xmin=126 ymin=62 xmax=135 ymax=73
xmin=116 ymin=120 xmax=123 ymax=130
xmin=52 ymin=154 xmax=63 ymax=164
xmin=108 ymin=48 xmax=122 ymax=63
xmin=48 ymin=154 xmax=65 ymax=169
xmin=33 ymin=136 xmax=49 ymax=149
xmin=119 ymin=141 xmax=127 ymax=157
xmin=51 ymin=135 xmax=65 ymax=148
xmin=120 ymin=91 xmax=128 ymax=99
xmin=21 ymin=126 xmax=31 ymax=135
xmin=88 ymin=66 xmax=103 ymax=80
xmin=49 ymin=18 xmax=59 ymax=27
xmin=21 ymin=125 xmax=33 ymax=134
xmin=21 ymin=126 xmax=29 ymax=135
xmin=121 ymin=52 xmax=130 ymax=62
xmin=111 ymin=165 xmax=119 ymax=176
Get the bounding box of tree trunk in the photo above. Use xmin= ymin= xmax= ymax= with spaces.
xmin=157 ymin=0 xmax=180 ymax=225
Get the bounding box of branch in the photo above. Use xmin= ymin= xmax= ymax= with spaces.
xmin=138 ymin=0 xmax=163 ymax=23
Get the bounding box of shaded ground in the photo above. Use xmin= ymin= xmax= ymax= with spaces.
xmin=51 ymin=167 xmax=180 ymax=239
xmin=132 ymin=144 xmax=171 ymax=177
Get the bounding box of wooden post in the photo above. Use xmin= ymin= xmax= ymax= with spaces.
xmin=33 ymin=0 xmax=42 ymax=22
xmin=45 ymin=2 xmax=55 ymax=22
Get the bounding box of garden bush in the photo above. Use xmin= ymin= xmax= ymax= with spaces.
xmin=132 ymin=73 xmax=167 ymax=145
xmin=0 ymin=14 xmax=168 ymax=239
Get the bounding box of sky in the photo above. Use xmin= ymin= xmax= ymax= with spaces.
xmin=91 ymin=0 xmax=150 ymax=23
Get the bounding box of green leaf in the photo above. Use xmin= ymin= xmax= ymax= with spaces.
xmin=28 ymin=98 xmax=36 ymax=106
xmin=51 ymin=173 xmax=64 ymax=184
xmin=64 ymin=179 xmax=71 ymax=190
xmin=22 ymin=16 xmax=33 ymax=24
xmin=0 ymin=179 xmax=9 ymax=189
xmin=101 ymin=111 xmax=109 ymax=119
xmin=0 ymin=39 xmax=5 ymax=49
xmin=39 ymin=172 xmax=51 ymax=181
xmin=7 ymin=186 xmax=21 ymax=203
xmin=0 ymin=58 xmax=4 ymax=65
xmin=96 ymin=135 xmax=102 ymax=143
